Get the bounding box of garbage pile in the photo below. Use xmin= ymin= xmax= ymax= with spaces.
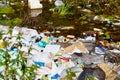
xmin=0 ymin=25 xmax=120 ymax=80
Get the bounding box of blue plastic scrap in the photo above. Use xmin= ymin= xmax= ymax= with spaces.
xmin=48 ymin=37 xmax=53 ymax=41
xmin=38 ymin=41 xmax=47 ymax=48
xmin=33 ymin=61 xmax=45 ymax=67
xmin=51 ymin=73 xmax=60 ymax=80
xmin=98 ymin=46 xmax=106 ymax=52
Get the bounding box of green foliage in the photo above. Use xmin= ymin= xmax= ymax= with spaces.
xmin=8 ymin=28 xmax=13 ymax=37
xmin=104 ymin=15 xmax=116 ymax=21
xmin=79 ymin=16 xmax=87 ymax=20
xmin=116 ymin=0 xmax=120 ymax=5
xmin=9 ymin=18 xmax=22 ymax=27
xmin=51 ymin=1 xmax=74 ymax=16
xmin=8 ymin=0 xmax=17 ymax=3
xmin=65 ymin=69 xmax=76 ymax=80
xmin=16 ymin=32 xmax=22 ymax=40
xmin=0 ymin=48 xmax=38 ymax=79
xmin=0 ymin=31 xmax=2 ymax=40
xmin=78 ymin=0 xmax=89 ymax=8
xmin=0 ymin=7 xmax=15 ymax=13
xmin=42 ymin=75 xmax=49 ymax=80
xmin=58 ymin=3 xmax=73 ymax=15
xmin=0 ymin=29 xmax=39 ymax=79
xmin=0 ymin=0 xmax=23 ymax=27
xmin=80 ymin=21 xmax=88 ymax=25
xmin=0 ymin=17 xmax=22 ymax=28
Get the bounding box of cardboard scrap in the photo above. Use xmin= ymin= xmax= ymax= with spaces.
xmin=46 ymin=62 xmax=52 ymax=69
xmin=97 ymin=63 xmax=117 ymax=80
xmin=64 ymin=42 xmax=89 ymax=53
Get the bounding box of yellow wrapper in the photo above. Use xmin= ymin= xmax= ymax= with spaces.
xmin=41 ymin=37 xmax=50 ymax=43
xmin=0 ymin=40 xmax=6 ymax=48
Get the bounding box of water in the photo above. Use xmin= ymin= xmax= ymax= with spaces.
xmin=2 ymin=1 xmax=120 ymax=38
xmin=14 ymin=1 xmax=94 ymax=34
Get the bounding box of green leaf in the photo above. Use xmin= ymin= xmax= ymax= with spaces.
xmin=16 ymin=32 xmax=23 ymax=40
xmin=11 ymin=18 xmax=22 ymax=26
xmin=0 ymin=61 xmax=3 ymax=66
xmin=21 ymin=63 xmax=26 ymax=75
xmin=87 ymin=75 xmax=95 ymax=80
xmin=8 ymin=29 xmax=13 ymax=36
xmin=65 ymin=69 xmax=76 ymax=80
xmin=42 ymin=76 xmax=49 ymax=80
xmin=0 ymin=31 xmax=3 ymax=39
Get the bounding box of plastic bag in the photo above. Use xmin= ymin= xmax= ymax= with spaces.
xmin=77 ymin=66 xmax=106 ymax=80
